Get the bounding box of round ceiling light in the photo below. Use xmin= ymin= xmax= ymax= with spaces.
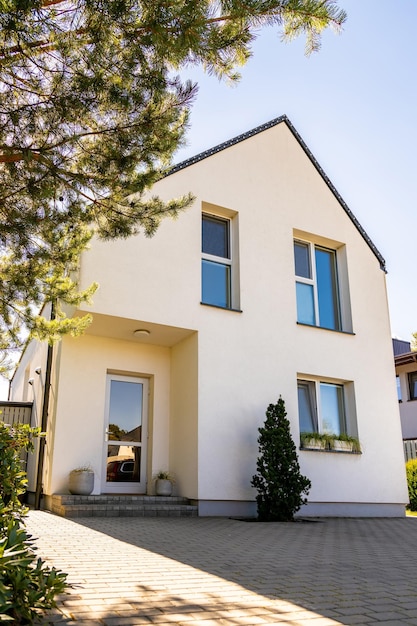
xmin=133 ymin=329 xmax=150 ymax=337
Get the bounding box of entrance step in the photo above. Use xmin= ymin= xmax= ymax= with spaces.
xmin=48 ymin=494 xmax=198 ymax=518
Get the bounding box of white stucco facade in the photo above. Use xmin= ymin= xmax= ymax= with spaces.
xmin=10 ymin=117 xmax=408 ymax=516
xmin=395 ymin=351 xmax=417 ymax=440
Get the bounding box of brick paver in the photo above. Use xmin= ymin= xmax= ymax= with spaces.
xmin=25 ymin=512 xmax=417 ymax=625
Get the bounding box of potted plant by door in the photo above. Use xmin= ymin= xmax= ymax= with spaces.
xmin=68 ymin=465 xmax=95 ymax=495
xmin=154 ymin=470 xmax=175 ymax=496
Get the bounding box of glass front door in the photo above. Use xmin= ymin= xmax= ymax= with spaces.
xmin=103 ymin=375 xmax=148 ymax=493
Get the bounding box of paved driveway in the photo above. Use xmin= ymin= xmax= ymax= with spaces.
xmin=25 ymin=511 xmax=417 ymax=625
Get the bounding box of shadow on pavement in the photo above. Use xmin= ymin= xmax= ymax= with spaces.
xmin=58 ymin=515 xmax=417 ymax=625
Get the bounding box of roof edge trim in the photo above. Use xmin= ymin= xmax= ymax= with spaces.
xmin=283 ymin=117 xmax=386 ymax=272
xmin=168 ymin=115 xmax=288 ymax=176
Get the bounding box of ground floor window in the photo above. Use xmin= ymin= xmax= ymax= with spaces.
xmin=298 ymin=377 xmax=359 ymax=451
xmin=298 ymin=379 xmax=346 ymax=436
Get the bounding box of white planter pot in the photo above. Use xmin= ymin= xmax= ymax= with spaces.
xmin=155 ymin=478 xmax=173 ymax=496
xmin=301 ymin=439 xmax=327 ymax=450
xmin=69 ymin=470 xmax=94 ymax=495
xmin=332 ymin=440 xmax=354 ymax=452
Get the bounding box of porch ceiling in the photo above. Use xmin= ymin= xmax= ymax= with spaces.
xmin=74 ymin=311 xmax=195 ymax=347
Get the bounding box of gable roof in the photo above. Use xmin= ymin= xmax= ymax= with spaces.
xmin=168 ymin=115 xmax=386 ymax=272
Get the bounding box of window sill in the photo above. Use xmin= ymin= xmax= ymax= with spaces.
xmin=299 ymin=446 xmax=361 ymax=455
xmin=200 ymin=302 xmax=242 ymax=313
xmin=300 ymin=436 xmax=361 ymax=454
xmin=296 ymin=322 xmax=355 ymax=336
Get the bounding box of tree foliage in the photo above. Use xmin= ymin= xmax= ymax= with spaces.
xmin=0 ymin=0 xmax=347 ymax=371
xmin=251 ymin=396 xmax=311 ymax=521
xmin=0 ymin=421 xmax=40 ymax=523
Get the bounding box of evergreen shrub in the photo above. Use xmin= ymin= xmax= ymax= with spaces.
xmin=251 ymin=397 xmax=311 ymax=522
xmin=0 ymin=421 xmax=67 ymax=623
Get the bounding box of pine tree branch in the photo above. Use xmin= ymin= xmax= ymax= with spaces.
xmin=0 ymin=150 xmax=41 ymax=164
xmin=0 ymin=1 xmax=346 ymax=61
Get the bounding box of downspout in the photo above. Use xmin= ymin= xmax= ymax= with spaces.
xmin=34 ymin=302 xmax=55 ymax=510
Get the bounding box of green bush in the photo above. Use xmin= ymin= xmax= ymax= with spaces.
xmin=0 ymin=421 xmax=67 ymax=623
xmin=0 ymin=520 xmax=67 ymax=624
xmin=251 ymin=397 xmax=311 ymax=522
xmin=406 ymin=458 xmax=417 ymax=511
xmin=0 ymin=421 xmax=38 ymax=523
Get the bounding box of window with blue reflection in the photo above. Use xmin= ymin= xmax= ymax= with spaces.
xmin=202 ymin=214 xmax=232 ymax=308
xmin=108 ymin=380 xmax=143 ymax=442
xmin=202 ymin=215 xmax=229 ymax=258
xmin=396 ymin=375 xmax=402 ymax=401
xmin=297 ymin=381 xmax=318 ymax=432
xmin=294 ymin=241 xmax=311 ymax=278
xmin=315 ymin=247 xmax=340 ymax=330
xmin=202 ymin=260 xmax=230 ymax=308
xmin=296 ymin=282 xmax=315 ymax=325
xmin=320 ymin=383 xmax=345 ymax=435
xmin=294 ymin=240 xmax=341 ymax=331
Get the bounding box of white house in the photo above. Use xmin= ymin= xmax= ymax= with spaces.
xmin=10 ymin=115 xmax=408 ymax=517
xmin=394 ymin=339 xmax=417 ymax=446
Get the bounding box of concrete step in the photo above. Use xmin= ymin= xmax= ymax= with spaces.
xmin=48 ymin=494 xmax=198 ymax=518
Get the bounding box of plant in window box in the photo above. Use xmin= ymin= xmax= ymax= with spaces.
xmin=153 ymin=470 xmax=175 ymax=496
xmin=300 ymin=432 xmax=330 ymax=450
xmin=331 ymin=434 xmax=361 ymax=453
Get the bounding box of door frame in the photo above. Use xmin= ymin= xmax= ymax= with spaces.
xmin=102 ymin=373 xmax=149 ymax=494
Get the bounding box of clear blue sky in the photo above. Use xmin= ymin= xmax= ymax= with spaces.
xmin=174 ymin=0 xmax=417 ymax=343
xmin=1 ymin=1 xmax=415 ymax=400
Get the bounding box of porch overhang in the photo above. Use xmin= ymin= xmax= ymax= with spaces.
xmin=74 ymin=310 xmax=196 ymax=347
xmin=395 ymin=352 xmax=417 ymax=367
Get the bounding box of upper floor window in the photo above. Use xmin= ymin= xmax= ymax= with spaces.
xmin=408 ymin=372 xmax=417 ymax=401
xmin=294 ymin=240 xmax=341 ymax=331
xmin=201 ymin=207 xmax=240 ymax=310
xmin=202 ymin=214 xmax=231 ymax=308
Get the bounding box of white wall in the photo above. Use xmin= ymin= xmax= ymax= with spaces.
xmin=46 ymin=334 xmax=171 ymax=495
xmin=170 ymin=333 xmax=199 ymax=498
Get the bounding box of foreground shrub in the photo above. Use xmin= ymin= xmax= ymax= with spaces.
xmin=0 ymin=422 xmax=39 ymax=522
xmin=251 ymin=397 xmax=311 ymax=521
xmin=0 ymin=421 xmax=67 ymax=623
xmin=0 ymin=520 xmax=67 ymax=623
xmin=406 ymin=458 xmax=417 ymax=511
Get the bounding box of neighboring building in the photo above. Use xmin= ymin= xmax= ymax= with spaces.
xmin=10 ymin=115 xmax=408 ymax=517
xmin=394 ymin=339 xmax=417 ymax=441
